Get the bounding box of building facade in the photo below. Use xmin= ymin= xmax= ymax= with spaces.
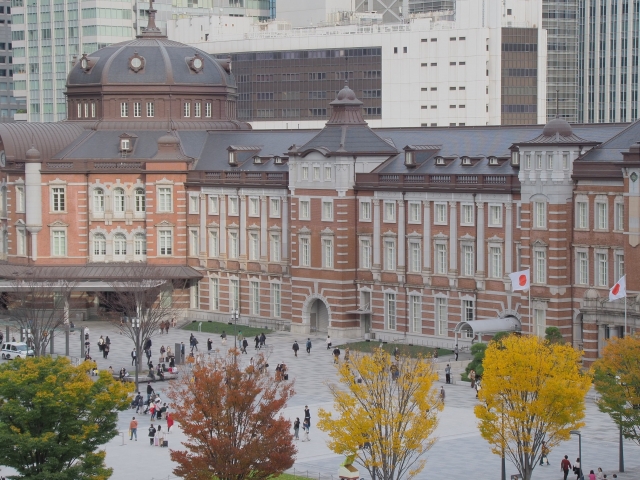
xmin=0 ymin=0 xmax=23 ymax=122
xmin=0 ymin=12 xmax=638 ymax=365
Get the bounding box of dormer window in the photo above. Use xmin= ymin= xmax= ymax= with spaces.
xmin=228 ymin=150 xmax=237 ymax=166
xmin=511 ymin=149 xmax=520 ymax=166
xmin=274 ymin=156 xmax=282 ymax=164
xmin=253 ymin=156 xmax=262 ymax=164
xmin=404 ymin=150 xmax=415 ymax=167
xmin=461 ymin=156 xmax=471 ymax=165
xmin=435 ymin=156 xmax=445 ymax=165
xmin=120 ymin=139 xmax=130 ymax=152
xmin=488 ymin=156 xmax=499 ymax=165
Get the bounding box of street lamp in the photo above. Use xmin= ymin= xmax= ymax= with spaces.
xmin=231 ymin=310 xmax=239 ymax=349
xmin=570 ymin=430 xmax=582 ymax=480
xmin=615 ymin=375 xmax=625 ymax=472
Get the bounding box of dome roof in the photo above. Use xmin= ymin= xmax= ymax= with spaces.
xmin=25 ymin=145 xmax=41 ymax=162
xmin=158 ymin=132 xmax=180 ymax=145
xmin=542 ymin=117 xmax=573 ymax=137
xmin=331 ymin=84 xmax=363 ymax=106
xmin=66 ymin=38 xmax=235 ymax=89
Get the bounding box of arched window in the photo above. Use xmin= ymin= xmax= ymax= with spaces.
xmin=135 ymin=188 xmax=146 ymax=212
xmin=134 ymin=233 xmax=147 ymax=257
xmin=93 ymin=188 xmax=105 ymax=213
xmin=93 ymin=233 xmax=106 ymax=257
xmin=113 ymin=188 xmax=125 ymax=213
xmin=113 ymin=233 xmax=127 ymax=256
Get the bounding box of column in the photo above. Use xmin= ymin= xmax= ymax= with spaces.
xmin=476 ymin=201 xmax=485 ymax=275
xmin=281 ymin=196 xmax=289 ymax=260
xmin=373 ymin=199 xmax=381 ymax=268
xmin=449 ymin=201 xmax=457 ymax=273
xmin=423 ymin=200 xmax=431 ymax=271
xmin=199 ymin=193 xmax=207 ymax=256
xmin=397 ymin=199 xmax=405 ymax=269
xmin=219 ymin=194 xmax=226 ymax=257
xmin=260 ymin=196 xmax=268 ymax=260
xmin=505 ymin=202 xmax=513 ymax=274
xmin=239 ymin=195 xmax=246 ymax=258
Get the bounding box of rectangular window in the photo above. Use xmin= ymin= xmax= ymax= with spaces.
xmin=209 ymin=195 xmax=219 ymax=215
xmin=436 ymin=244 xmax=447 ymax=274
xmin=360 ymin=238 xmax=371 ymax=269
xmin=615 ymin=203 xmax=624 ymax=231
xmin=384 ymin=202 xmax=396 ymax=222
xmin=272 ymin=283 xmax=281 ymax=318
xmin=270 ymin=198 xmax=281 ymax=217
xmin=270 ymin=234 xmax=281 ymax=262
xmin=183 ymin=102 xmax=191 ymax=117
xmin=547 ymin=153 xmax=553 ymax=170
xmin=535 ymin=250 xmax=546 ymax=284
xmin=562 ymin=153 xmax=569 ymax=169
xmin=525 ymin=154 xmax=531 ymax=169
xmin=15 ymin=186 xmax=25 ymax=212
xmin=322 ymin=200 xmax=333 ymax=221
xmin=322 ymin=238 xmax=333 ymax=268
xmin=615 ymin=252 xmax=625 ymax=281
xmin=228 ymin=197 xmax=239 ymax=215
xmin=134 ymin=235 xmax=147 ymax=256
xmin=17 ymin=228 xmax=26 ymax=256
xmin=435 ymin=203 xmax=447 ymax=224
xmin=194 ymin=102 xmax=201 ymax=118
xmin=596 ymin=202 xmax=608 ymax=230
xmin=461 ymin=204 xmax=474 ymax=225
xmin=577 ymin=201 xmax=588 ymax=228
xmin=228 ymin=232 xmax=239 ymax=259
xmin=385 ymin=293 xmax=397 ymax=330
xmin=120 ymin=102 xmax=128 ymax=117
xmin=250 ymin=281 xmax=260 ymax=315
xmin=360 ymin=201 xmax=371 ymax=221
xmin=157 ymin=187 xmax=172 ymax=212
xmin=189 ymin=195 xmax=199 ymax=214
xmin=577 ymin=251 xmax=588 ymax=284
xmin=205 ymin=102 xmax=212 ymax=117
xmin=324 ymin=165 xmax=332 ymax=181
xmin=313 ymin=166 xmax=320 ymax=180
xmin=436 ymin=297 xmax=447 ymax=335
xmin=249 ymin=232 xmax=259 ymax=260
xmin=51 ymin=187 xmax=65 ymax=212
xmin=300 ymin=237 xmax=310 ymax=266
xmin=159 ymin=230 xmax=172 ymax=255
xmin=408 ymin=202 xmax=421 ymax=223
xmin=146 ymin=102 xmax=154 ymax=117
xmin=51 ymin=230 xmax=66 ymax=256
xmin=299 ymin=200 xmax=310 ymax=220
xmin=189 ymin=229 xmax=199 ymax=256
xmin=249 ymin=197 xmax=259 ymax=216
xmin=409 ymin=242 xmax=421 ymax=273
xmin=534 ymin=202 xmax=546 ymax=228
xmin=489 ymin=246 xmax=502 ymax=278
xmin=301 ymin=166 xmax=309 ymax=180
xmin=230 ymin=278 xmax=239 ymax=310
xmin=384 ymin=239 xmax=396 ymax=271
xmin=536 ymin=154 xmax=542 ymax=170
xmin=133 ymin=102 xmax=141 ymax=117
xmin=489 ymin=205 xmax=502 ymax=226
xmin=534 ymin=308 xmax=546 ymax=338
xmin=209 ymin=230 xmax=219 ymax=257
xmin=410 ymin=296 xmax=421 ymax=333
xmin=596 ymin=252 xmax=608 ymax=286
xmin=463 ymin=245 xmax=474 ymax=276
xmin=210 ymin=278 xmax=219 ymax=310
xmin=462 ymin=300 xmax=474 ymax=323
xmin=91 ymin=103 xmax=96 ymax=118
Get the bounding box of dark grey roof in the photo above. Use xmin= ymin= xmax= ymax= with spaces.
xmin=0 ymin=122 xmax=86 ymax=162
xmin=67 ymin=38 xmax=234 ymax=88
xmin=0 ymin=264 xmax=202 ymax=280
xmin=297 ymin=125 xmax=399 ymax=156
xmin=578 ymin=120 xmax=640 ymax=162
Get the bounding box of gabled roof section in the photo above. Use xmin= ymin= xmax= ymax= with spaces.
xmin=518 ymin=117 xmax=596 ymax=145
xmin=578 ymin=119 xmax=640 ymax=162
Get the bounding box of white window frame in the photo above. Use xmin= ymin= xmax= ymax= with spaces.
xmin=209 ymin=230 xmax=219 ymax=257
xmin=384 ymin=238 xmax=396 ymax=271
xmin=133 ymin=102 xmax=141 ymax=118
xmin=534 ymin=249 xmax=547 ymax=284
xmin=249 ymin=232 xmax=259 ymax=260
xmin=534 ymin=308 xmax=546 ymax=338
xmin=157 ymin=187 xmax=173 ymax=213
xmin=360 ymin=237 xmax=371 ymax=269
xmin=189 ymin=195 xmax=200 ymax=214
xmin=595 ymin=251 xmax=608 ymax=287
xmin=228 ymin=231 xmax=239 ymax=259
xmin=534 ymin=201 xmax=546 ymax=229
xmin=576 ymin=200 xmax=588 ymax=229
xmin=113 ymin=233 xmax=127 ymax=258
xmin=324 ymin=164 xmax=332 ymax=181
xmin=270 ymin=198 xmax=281 ymax=218
xmin=226 ymin=196 xmax=238 ymax=216
xmin=322 ymin=200 xmax=333 ymax=221
xmin=92 ymin=188 xmax=105 ymax=213
xmin=462 ymin=244 xmax=474 ymax=276
xmin=489 ymin=205 xmax=502 ymax=227
xmin=322 ymin=237 xmax=333 ymax=268
xmin=576 ymin=250 xmax=588 ymax=285
xmin=146 ymin=102 xmax=154 ymax=118
xmin=383 ymin=201 xmax=396 ymax=223
xmin=16 ymin=227 xmax=27 ymax=256
xmin=436 ymin=297 xmax=448 ymax=336
xmin=434 ymin=203 xmax=447 ymax=225
xmin=229 ymin=278 xmax=240 ymax=310
xmin=489 ymin=245 xmax=502 ymax=279
xmin=299 ymin=199 xmax=310 ymax=220
xmin=120 ymin=102 xmax=128 ymax=117
xmin=461 ymin=204 xmax=474 ymax=226
xmin=205 ymin=102 xmax=212 ymax=118
xmin=614 ymin=251 xmax=625 ymax=281
xmin=249 ymin=280 xmax=260 ymax=315
xmin=158 ymin=229 xmax=173 ymax=256
xmin=409 ymin=295 xmax=421 ymax=333
xmin=113 ymin=187 xmax=125 ymax=214
xmin=360 ymin=200 xmax=372 ymax=221
xmin=462 ymin=299 xmax=474 ymax=323
xmin=409 ymin=241 xmax=421 ymax=273
xmin=134 ymin=188 xmax=146 ymax=213
xmin=385 ymin=292 xmax=397 ymax=330
xmin=210 ymin=277 xmax=219 ymax=311
xmin=546 ymin=153 xmax=553 ymax=170
xmin=595 ymin=200 xmax=608 ymax=230
xmin=93 ymin=232 xmax=106 ymax=258
xmin=614 ymin=201 xmax=624 ymax=231
xmin=270 ymin=233 xmax=281 ymax=262
xmin=50 ymin=186 xmax=65 ymax=212
xmin=248 ymin=197 xmax=260 ymax=217
xmin=408 ymin=202 xmax=421 ymax=224
xmin=301 ymin=165 xmax=309 ymax=180
xmin=51 ymin=229 xmax=67 ymax=257
xmin=189 ymin=229 xmax=199 ymax=256
xmin=272 ymin=283 xmax=281 ymax=318
xmin=209 ymin=195 xmax=219 ymax=215
xmin=134 ymin=233 xmax=147 ymax=258
xmin=15 ymin=185 xmax=25 ymax=213
xmin=313 ymin=166 xmax=320 ymax=181
xmin=194 ymin=102 xmax=201 ymax=118
xmin=299 ymin=236 xmax=310 ymax=267
xmin=435 ymin=242 xmax=447 ymax=274
xmin=183 ymin=102 xmax=191 ymax=118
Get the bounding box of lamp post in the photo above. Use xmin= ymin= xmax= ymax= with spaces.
xmin=615 ymin=375 xmax=625 ymax=472
xmin=570 ymin=430 xmax=582 ymax=480
xmin=232 ymin=310 xmax=239 ymax=349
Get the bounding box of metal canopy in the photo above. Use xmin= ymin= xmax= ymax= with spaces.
xmin=453 ymin=316 xmax=521 ymax=337
xmin=0 ymin=264 xmax=203 ymax=281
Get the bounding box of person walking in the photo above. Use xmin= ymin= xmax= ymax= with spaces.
xmin=306 ymin=338 xmax=312 ymax=354
xmin=129 ymin=417 xmax=138 ymax=441
xmin=301 ymin=418 xmax=310 ymax=442
xmin=589 ymin=470 xmax=596 ymax=480
xmin=333 ymin=346 xmax=341 ymax=364
xmin=220 ymin=331 xmax=227 ymax=346
xmin=260 ymin=332 xmax=266 ymax=348
xmin=326 ymin=335 xmax=332 ymax=350
xmin=146 ymin=382 xmax=154 ymax=402
xmin=148 ymin=424 xmax=157 ymax=446
xmin=561 ymin=455 xmax=572 ymax=480
xmin=241 ymin=337 xmax=248 ymax=354
xmin=131 ymin=349 xmax=137 ymax=366
xmin=344 ymin=346 xmax=350 ymax=362
xmin=454 ymin=344 xmax=459 ymax=361
xmin=207 ymin=338 xmax=213 ymax=353
xmin=155 ymin=425 xmax=163 ymax=447
xmin=445 ymin=364 xmax=451 ymax=384
xmin=574 ymin=458 xmax=582 ymax=480
xmin=254 ymin=335 xmax=260 ymax=350
xmin=292 ymin=341 xmax=299 ymax=357
xmin=103 ymin=343 xmax=110 ymax=359
xmin=470 ymin=369 xmax=476 ymax=389
xmin=134 ymin=391 xmax=144 ymax=414
xmin=180 ymin=342 xmax=185 ymax=361
xmin=166 ymin=411 xmax=174 ymax=433
xmin=540 ymin=441 xmax=550 ymax=465
xmin=440 ymin=387 xmax=445 ymax=404
xmin=304 ymin=406 xmax=310 ymax=428
xmin=293 ymin=417 xmax=300 ymax=440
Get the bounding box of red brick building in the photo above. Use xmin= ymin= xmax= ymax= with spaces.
xmin=0 ymin=11 xmax=637 ymax=364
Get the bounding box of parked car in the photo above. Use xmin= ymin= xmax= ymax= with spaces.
xmin=1 ymin=342 xmax=35 ymax=359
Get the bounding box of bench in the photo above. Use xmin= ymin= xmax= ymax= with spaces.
xmin=111 ymin=372 xmax=179 ymax=383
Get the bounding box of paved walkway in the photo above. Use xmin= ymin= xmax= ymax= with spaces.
xmin=1 ymin=321 xmax=639 ymax=480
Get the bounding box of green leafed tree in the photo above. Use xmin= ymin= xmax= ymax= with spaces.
xmin=0 ymin=356 xmax=133 ymax=479
xmin=544 ymin=327 xmax=564 ymax=344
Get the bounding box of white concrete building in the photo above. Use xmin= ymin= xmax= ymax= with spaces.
xmin=168 ymin=0 xmax=547 ymax=129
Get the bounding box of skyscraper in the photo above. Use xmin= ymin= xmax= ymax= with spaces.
xmin=0 ymin=0 xmax=24 ymax=121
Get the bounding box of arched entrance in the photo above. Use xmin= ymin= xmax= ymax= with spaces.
xmin=309 ymin=298 xmax=329 ymax=333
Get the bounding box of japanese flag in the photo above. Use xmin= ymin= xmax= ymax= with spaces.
xmin=609 ymin=275 xmax=626 ymax=301
xmin=509 ymin=269 xmax=530 ymax=291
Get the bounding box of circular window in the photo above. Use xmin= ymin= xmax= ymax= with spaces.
xmin=129 ymin=53 xmax=145 ymax=73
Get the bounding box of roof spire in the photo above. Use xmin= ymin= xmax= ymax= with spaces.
xmin=138 ymin=0 xmax=164 ymax=37
xmin=556 ymin=88 xmax=559 ymax=119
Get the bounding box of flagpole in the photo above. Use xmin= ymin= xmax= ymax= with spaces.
xmin=529 ymin=287 xmax=532 ymax=335
xmin=624 ymin=295 xmax=627 ymax=337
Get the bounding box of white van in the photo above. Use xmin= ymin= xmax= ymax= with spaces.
xmin=1 ymin=342 xmax=35 ymax=359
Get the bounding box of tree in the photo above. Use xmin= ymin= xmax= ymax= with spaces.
xmin=544 ymin=326 xmax=565 ymax=344
xmin=317 ymin=347 xmax=441 ymax=480
xmin=166 ymin=352 xmax=296 ymax=480
xmin=97 ymin=266 xmax=181 ymax=390
xmin=0 ymin=356 xmax=132 ymax=479
xmin=5 ymin=270 xmax=77 ymax=356
xmin=474 ymin=335 xmax=591 ymax=480
xmin=592 ymin=335 xmax=640 ymax=445
xmin=463 ymin=342 xmax=487 ymax=380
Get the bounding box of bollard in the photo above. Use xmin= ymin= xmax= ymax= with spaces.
xmin=49 ymin=330 xmax=54 ymax=355
xmin=65 ymin=327 xmax=70 ymax=356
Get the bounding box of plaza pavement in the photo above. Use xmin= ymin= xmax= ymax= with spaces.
xmin=1 ymin=320 xmax=639 ymax=480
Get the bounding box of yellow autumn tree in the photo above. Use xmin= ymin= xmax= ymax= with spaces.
xmin=317 ymin=347 xmax=441 ymax=480
xmin=475 ymin=335 xmax=591 ymax=480
xmin=592 ymin=335 xmax=640 ymax=445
